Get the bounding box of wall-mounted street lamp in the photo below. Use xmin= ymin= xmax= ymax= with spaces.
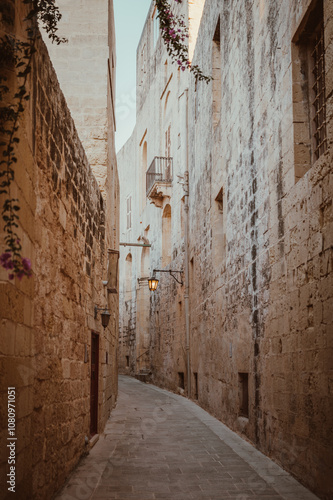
xmin=148 ymin=276 xmax=159 ymax=291
xmin=94 ymin=305 xmax=111 ymax=329
xmin=148 ymin=269 xmax=183 ymax=291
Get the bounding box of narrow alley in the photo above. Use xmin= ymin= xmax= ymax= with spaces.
xmin=56 ymin=376 xmax=319 ymax=500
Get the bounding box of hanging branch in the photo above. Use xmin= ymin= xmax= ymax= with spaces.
xmin=0 ymin=0 xmax=67 ymax=280
xmin=155 ymin=0 xmax=212 ymax=83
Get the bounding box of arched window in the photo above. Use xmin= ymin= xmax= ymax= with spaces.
xmin=162 ymin=204 xmax=172 ymax=267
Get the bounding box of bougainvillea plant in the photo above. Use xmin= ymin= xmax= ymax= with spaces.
xmin=155 ymin=0 xmax=212 ymax=83
xmin=0 ymin=0 xmax=66 ymax=281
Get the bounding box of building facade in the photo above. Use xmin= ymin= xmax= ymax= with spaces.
xmin=118 ymin=0 xmax=205 ymax=380
xmin=0 ymin=1 xmax=119 ymax=498
xmin=118 ymin=0 xmax=333 ymax=498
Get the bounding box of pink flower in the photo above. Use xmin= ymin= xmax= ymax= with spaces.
xmin=22 ymin=258 xmax=31 ymax=271
xmin=0 ymin=252 xmax=14 ymax=270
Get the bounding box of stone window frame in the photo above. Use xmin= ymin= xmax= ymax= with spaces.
xmin=292 ymin=0 xmax=327 ymax=181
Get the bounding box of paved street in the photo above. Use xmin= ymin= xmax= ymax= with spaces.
xmin=56 ymin=376 xmax=319 ymax=500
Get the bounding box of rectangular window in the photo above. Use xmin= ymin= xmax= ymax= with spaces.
xmin=126 ymin=196 xmax=132 ymax=230
xmin=239 ymin=373 xmax=249 ymax=418
xmin=178 ymin=372 xmax=185 ymax=390
xmin=292 ymin=0 xmax=327 ymax=180
xmin=212 ymin=187 xmax=226 ymax=270
xmin=193 ymin=372 xmax=198 ymax=400
xmin=212 ymin=17 xmax=221 ymax=128
xmin=310 ymin=22 xmax=327 ymax=160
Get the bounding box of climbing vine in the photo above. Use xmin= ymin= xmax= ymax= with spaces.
xmin=0 ymin=0 xmax=66 ymax=280
xmin=155 ymin=0 xmax=212 ymax=83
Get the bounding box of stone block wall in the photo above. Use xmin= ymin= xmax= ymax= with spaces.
xmin=0 ymin=2 xmax=118 ymax=499
xmin=118 ymin=0 xmax=332 ymax=498
xmin=43 ymin=0 xmax=112 ymax=198
xmin=118 ymin=0 xmax=191 ymax=380
xmin=187 ymin=0 xmax=333 ymax=498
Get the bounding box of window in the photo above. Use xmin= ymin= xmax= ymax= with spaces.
xmin=193 ymin=373 xmax=198 ymax=400
xmin=212 ymin=186 xmax=226 ymax=269
xmin=310 ymin=18 xmax=327 ymax=160
xmin=239 ymin=373 xmax=249 ymax=418
xmin=126 ymin=196 xmax=132 ymax=230
xmin=178 ymin=372 xmax=185 ymax=390
xmin=212 ymin=17 xmax=221 ymax=128
xmin=292 ymin=0 xmax=327 ymax=180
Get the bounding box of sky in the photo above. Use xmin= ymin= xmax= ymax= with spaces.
xmin=114 ymin=0 xmax=152 ymax=153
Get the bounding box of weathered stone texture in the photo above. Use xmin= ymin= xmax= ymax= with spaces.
xmin=118 ymin=0 xmax=191 ymax=379
xmin=187 ymin=1 xmax=333 ymax=498
xmin=43 ymin=0 xmax=114 ymax=199
xmin=118 ymin=0 xmax=332 ymax=499
xmin=0 ymin=2 xmax=118 ymax=499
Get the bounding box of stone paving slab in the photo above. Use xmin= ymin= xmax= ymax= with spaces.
xmin=54 ymin=375 xmax=320 ymax=500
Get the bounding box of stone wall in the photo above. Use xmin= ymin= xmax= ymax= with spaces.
xmin=118 ymin=0 xmax=332 ymax=498
xmin=43 ymin=0 xmax=113 ymax=198
xmin=118 ymin=0 xmax=190 ymax=379
xmin=0 ymin=1 xmax=118 ymax=499
xmin=187 ymin=0 xmax=332 ymax=498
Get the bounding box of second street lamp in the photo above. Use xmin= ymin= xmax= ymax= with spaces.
xmin=148 ymin=269 xmax=183 ymax=291
xmin=148 ymin=276 xmax=159 ymax=291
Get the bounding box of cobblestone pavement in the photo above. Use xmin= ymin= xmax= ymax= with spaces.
xmin=55 ymin=375 xmax=319 ymax=500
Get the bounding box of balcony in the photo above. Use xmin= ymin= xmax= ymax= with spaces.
xmin=146 ymin=156 xmax=173 ymax=207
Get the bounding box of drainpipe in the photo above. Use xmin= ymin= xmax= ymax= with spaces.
xmin=184 ymin=88 xmax=191 ymax=398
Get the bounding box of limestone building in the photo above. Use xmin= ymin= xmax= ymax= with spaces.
xmin=0 ymin=1 xmax=119 ymax=498
xmin=118 ymin=0 xmax=333 ymax=498
xmin=118 ymin=0 xmax=205 ymax=379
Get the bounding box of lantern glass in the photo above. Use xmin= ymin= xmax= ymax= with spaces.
xmin=148 ymin=277 xmax=159 ymax=291
xmin=101 ymin=310 xmax=111 ymax=328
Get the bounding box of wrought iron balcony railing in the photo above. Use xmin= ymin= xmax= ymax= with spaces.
xmin=146 ymin=156 xmax=173 ymax=197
